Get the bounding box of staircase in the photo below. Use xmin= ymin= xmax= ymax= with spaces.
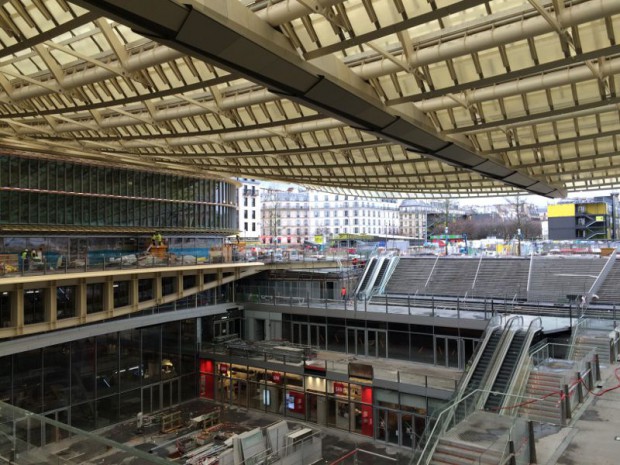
xmin=572 ymin=333 xmax=612 ymax=363
xmin=385 ymin=257 xmax=436 ymax=295
xmin=594 ymin=260 xmax=620 ymax=303
xmin=518 ymin=370 xmax=564 ymax=424
xmin=484 ymin=330 xmax=528 ymax=412
xmin=527 ymin=256 xmax=607 ymax=303
xmin=430 ymin=438 xmax=503 ymax=465
xmin=473 ymin=258 xmax=529 ymax=300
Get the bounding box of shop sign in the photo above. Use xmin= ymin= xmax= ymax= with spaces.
xmin=334 ymin=382 xmax=345 ymax=395
xmin=219 ymin=364 xmax=228 ymax=375
xmin=272 ymin=372 xmax=282 ymax=383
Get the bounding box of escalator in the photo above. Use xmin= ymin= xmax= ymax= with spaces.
xmin=371 ymin=257 xmax=391 ymax=292
xmin=484 ymin=329 xmax=528 ymax=412
xmin=454 ymin=328 xmax=503 ymax=420
xmin=355 ymin=257 xmax=377 ymax=295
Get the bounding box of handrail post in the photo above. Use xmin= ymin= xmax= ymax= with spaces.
xmin=563 ymin=384 xmax=571 ymax=421
xmin=576 ymin=372 xmax=583 ymax=404
xmin=528 ymin=421 xmax=537 ymax=465
xmin=508 ymin=440 xmax=516 ymax=465
xmin=594 ymin=353 xmax=601 ymax=381
xmin=586 ymin=361 xmax=593 ymax=390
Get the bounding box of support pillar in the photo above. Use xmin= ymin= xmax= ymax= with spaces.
xmin=11 ymin=285 xmax=24 ymax=333
xmin=77 ymin=279 xmax=87 ymax=323
xmin=130 ymin=275 xmax=139 ymax=311
xmin=45 ymin=283 xmax=56 ymax=329
xmin=103 ymin=276 xmax=114 ymax=317
xmin=176 ymin=273 xmax=184 ymax=299
xmin=154 ymin=272 xmax=163 ymax=304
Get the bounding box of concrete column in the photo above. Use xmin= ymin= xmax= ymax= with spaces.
xmin=198 ymin=270 xmax=205 ymax=292
xmin=77 ymin=279 xmax=87 ymax=322
xmin=154 ymin=273 xmax=163 ymax=304
xmin=45 ymin=284 xmax=56 ymax=328
xmin=103 ymin=276 xmax=114 ymax=316
xmin=176 ymin=274 xmax=184 ymax=298
xmin=11 ymin=285 xmax=24 ymax=333
xmin=130 ymin=275 xmax=139 ymax=310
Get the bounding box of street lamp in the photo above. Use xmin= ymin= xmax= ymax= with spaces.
xmin=444 ymin=226 xmax=449 ymax=256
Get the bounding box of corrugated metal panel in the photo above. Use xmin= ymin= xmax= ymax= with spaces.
xmin=583 ymin=203 xmax=607 ymax=215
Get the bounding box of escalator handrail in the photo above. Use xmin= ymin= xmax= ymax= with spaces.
xmin=474 ymin=315 xmax=523 ymax=409
xmin=497 ymin=317 xmax=542 ymax=412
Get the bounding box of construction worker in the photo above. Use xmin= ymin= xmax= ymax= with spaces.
xmin=152 ymin=231 xmax=163 ymax=247
xmin=341 ymin=286 xmax=347 ymax=301
xmin=21 ymin=248 xmax=29 ymax=272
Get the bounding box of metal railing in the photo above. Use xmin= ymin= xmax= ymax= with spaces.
xmin=0 ymin=251 xmax=356 ymax=279
xmin=0 ymin=401 xmax=173 ymax=465
xmin=412 ymin=389 xmax=532 ymax=465
xmin=499 ymin=318 xmax=543 ymax=412
xmin=200 ymin=341 xmax=459 ymax=392
xmin=476 ymin=316 xmax=524 ymax=409
xmin=411 ymin=316 xmax=502 ymax=465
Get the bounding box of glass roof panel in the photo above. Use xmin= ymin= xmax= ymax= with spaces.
xmin=0 ymin=0 xmax=619 ymax=198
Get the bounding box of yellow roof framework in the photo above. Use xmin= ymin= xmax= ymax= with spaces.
xmin=1 ymin=0 xmax=620 ymax=199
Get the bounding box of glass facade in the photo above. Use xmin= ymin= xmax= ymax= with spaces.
xmin=0 ymin=319 xmax=198 ymax=432
xmin=281 ymin=314 xmax=478 ymax=368
xmin=0 ymin=235 xmax=228 ymax=267
xmin=0 ymin=155 xmax=238 ymax=232
xmin=199 ymin=361 xmax=430 ymax=450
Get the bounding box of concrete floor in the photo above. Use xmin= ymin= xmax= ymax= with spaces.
xmin=18 ymin=364 xmax=620 ymax=465
xmin=70 ymin=399 xmax=412 ymax=465
xmin=541 ymin=363 xmax=620 ymax=465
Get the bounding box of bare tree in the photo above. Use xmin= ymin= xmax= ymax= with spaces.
xmin=505 ymin=194 xmax=526 ymax=254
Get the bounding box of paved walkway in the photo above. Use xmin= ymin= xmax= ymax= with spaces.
xmin=541 ymin=362 xmax=620 ymax=465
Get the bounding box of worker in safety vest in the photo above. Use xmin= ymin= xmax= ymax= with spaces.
xmin=21 ymin=249 xmax=29 ymax=271
xmin=151 ymin=231 xmax=163 ymax=247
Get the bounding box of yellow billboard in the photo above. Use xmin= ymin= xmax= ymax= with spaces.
xmin=585 ymin=203 xmax=607 ymax=215
xmin=548 ymin=204 xmax=575 ymax=218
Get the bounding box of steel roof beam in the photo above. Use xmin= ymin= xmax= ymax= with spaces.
xmin=70 ymin=0 xmax=565 ymax=198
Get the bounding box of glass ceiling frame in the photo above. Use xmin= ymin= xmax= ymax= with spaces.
xmin=1 ymin=0 xmax=619 ymax=198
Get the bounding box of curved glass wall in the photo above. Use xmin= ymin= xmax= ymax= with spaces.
xmin=0 ymin=155 xmax=238 ymax=232
xmin=0 ymin=235 xmax=228 ymax=266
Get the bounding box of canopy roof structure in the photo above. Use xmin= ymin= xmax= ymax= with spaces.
xmin=1 ymin=0 xmax=620 ymax=199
